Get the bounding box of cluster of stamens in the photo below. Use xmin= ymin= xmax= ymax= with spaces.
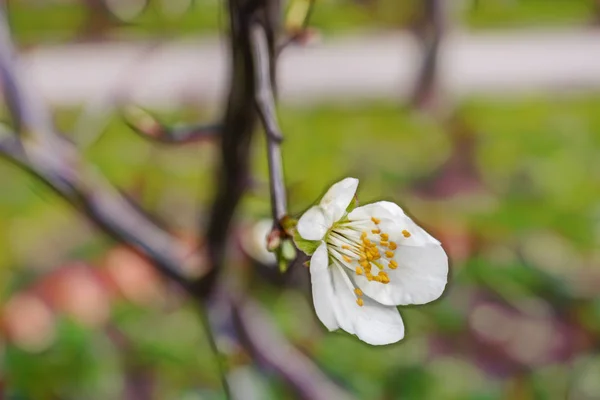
xmin=327 ymin=216 xmax=412 ymax=307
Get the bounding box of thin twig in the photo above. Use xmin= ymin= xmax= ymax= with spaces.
xmin=251 ymin=22 xmax=288 ymax=225
xmin=123 ymin=106 xmax=222 ymax=144
xmin=137 ymin=123 xmax=221 ymax=144
xmin=0 ymin=8 xmax=53 ymax=142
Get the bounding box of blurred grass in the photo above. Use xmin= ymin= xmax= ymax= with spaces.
xmin=6 ymin=0 xmax=598 ymax=45
xmin=463 ymin=0 xmax=597 ymax=29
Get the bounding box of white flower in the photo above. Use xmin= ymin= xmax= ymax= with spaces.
xmin=297 ymin=177 xmax=448 ymax=345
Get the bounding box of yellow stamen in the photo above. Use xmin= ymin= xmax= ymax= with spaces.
xmin=354 ymin=288 xmax=363 ymax=296
xmin=402 ymin=230 xmax=411 ymax=238
xmin=343 ymin=255 xmax=352 ymax=263
xmin=389 ymin=260 xmax=398 ymax=269
xmin=355 ymin=266 xmax=364 ymax=275
xmin=366 ymin=273 xmax=373 ymax=281
xmin=342 ymin=244 xmax=351 ymax=250
xmin=380 ymin=233 xmax=389 ymax=241
xmin=371 ymin=229 xmax=381 ymax=234
xmin=371 ymin=217 xmax=381 ymax=225
xmin=388 ymin=241 xmax=397 ymax=250
xmin=361 ymin=231 xmax=367 ymax=239
xmin=356 ymin=298 xmax=364 ymax=307
xmin=360 ymin=260 xmax=370 ymax=268
xmin=373 ymin=276 xmax=382 ymax=282
xmin=385 ymin=250 xmax=394 ymax=258
xmin=372 ymin=260 xmax=385 ymax=270
xmin=380 ymin=241 xmax=389 ymax=247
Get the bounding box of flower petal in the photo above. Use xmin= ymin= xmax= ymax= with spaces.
xmin=353 ymin=243 xmax=448 ymax=306
xmin=348 ymin=201 xmax=440 ymax=246
xmin=241 ymin=219 xmax=276 ymax=265
xmin=330 ymin=265 xmax=405 ymax=345
xmin=309 ymin=242 xmax=338 ymax=331
xmin=297 ymin=205 xmax=329 ymax=241
xmin=319 ymin=177 xmax=359 ymax=225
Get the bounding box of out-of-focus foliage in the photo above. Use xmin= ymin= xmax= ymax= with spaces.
xmin=7 ymin=0 xmax=599 ymax=45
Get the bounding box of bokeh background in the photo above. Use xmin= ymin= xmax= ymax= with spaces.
xmin=1 ymin=0 xmax=600 ymax=399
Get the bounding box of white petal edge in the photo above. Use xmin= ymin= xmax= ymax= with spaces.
xmin=330 ymin=265 xmax=405 ymax=345
xmin=348 ymin=201 xmax=440 ymax=247
xmin=319 ymin=177 xmax=359 ymax=226
xmin=297 ymin=205 xmax=329 ymax=241
xmin=353 ymin=243 xmax=448 ymax=306
xmin=241 ymin=219 xmax=277 ymax=265
xmin=309 ymin=242 xmax=338 ymax=331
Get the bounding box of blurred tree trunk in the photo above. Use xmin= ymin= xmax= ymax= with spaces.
xmin=409 ymin=0 xmax=447 ymax=111
xmin=595 ymin=0 xmax=600 ymax=25
xmin=80 ymin=0 xmax=115 ymax=40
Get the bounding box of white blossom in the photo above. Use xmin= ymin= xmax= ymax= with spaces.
xmin=297 ymin=178 xmax=448 ymax=345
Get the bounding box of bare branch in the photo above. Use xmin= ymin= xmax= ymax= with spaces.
xmin=123 ymin=106 xmax=221 ymax=144
xmin=0 ymin=137 xmax=202 ymax=288
xmin=251 ymin=23 xmax=288 ymax=226
xmin=0 ymin=8 xmax=203 ymax=289
xmin=195 ymin=0 xmax=280 ymax=296
xmin=232 ymin=296 xmax=356 ymax=400
xmin=0 ymin=130 xmax=25 ymax=162
xmin=0 ymin=10 xmax=54 ymax=141
xmin=252 ymin=24 xmax=283 ymax=144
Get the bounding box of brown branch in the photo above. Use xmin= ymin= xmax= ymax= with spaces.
xmin=194 ymin=0 xmax=281 ymax=296
xmin=251 ymin=22 xmax=288 ymax=226
xmin=123 ymin=106 xmax=221 ymax=144
xmin=0 ymin=8 xmax=202 ymax=290
xmin=231 ymin=296 xmax=356 ymax=400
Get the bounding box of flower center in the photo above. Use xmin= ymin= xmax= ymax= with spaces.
xmin=325 ymin=216 xmax=411 ymax=307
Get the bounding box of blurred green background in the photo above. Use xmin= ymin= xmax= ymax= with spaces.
xmin=1 ymin=0 xmax=600 ymax=399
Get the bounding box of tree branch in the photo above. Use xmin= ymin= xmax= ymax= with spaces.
xmin=232 ymin=296 xmax=356 ymax=400
xmin=251 ymin=22 xmax=288 ymax=226
xmin=0 ymin=8 xmax=202 ymax=289
xmin=123 ymin=106 xmax=222 ymax=144
xmin=194 ymin=0 xmax=282 ymax=296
